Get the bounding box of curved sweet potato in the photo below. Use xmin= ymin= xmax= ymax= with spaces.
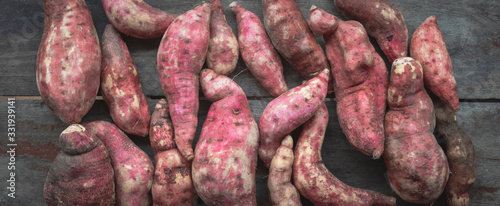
xmin=309 ymin=6 xmax=388 ymax=159
xmin=100 ymin=24 xmax=150 ymax=137
xmin=157 ymin=3 xmax=211 ymax=161
xmin=293 ymin=104 xmax=396 ymax=206
xmin=259 ymin=69 xmax=329 ymax=168
xmin=83 ymin=121 xmax=154 ymax=206
xmin=410 ymin=16 xmax=459 ymax=111
xmin=335 ymin=0 xmax=408 ymax=62
xmin=101 ymin=0 xmax=178 ymax=39
xmin=37 ymin=0 xmax=101 ymax=124
xmin=193 ymin=69 xmax=259 ymax=205
xmin=230 ymin=2 xmax=288 ymax=97
xmin=44 ymin=124 xmax=115 ymax=206
xmin=383 ymin=57 xmax=449 ymax=204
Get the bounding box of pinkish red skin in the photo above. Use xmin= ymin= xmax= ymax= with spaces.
xmin=206 ymin=0 xmax=239 ymax=76
xmin=83 ymin=121 xmax=154 ymax=206
xmin=101 ymin=0 xmax=178 ymax=39
xmin=149 ymin=99 xmax=196 ymax=206
xmin=36 ymin=0 xmax=101 ymax=124
xmin=309 ymin=6 xmax=388 ymax=159
xmin=383 ymin=58 xmax=449 ymax=204
xmin=157 ymin=3 xmax=211 ymax=161
xmin=410 ymin=16 xmax=460 ymax=111
xmin=262 ymin=0 xmax=330 ymax=79
xmin=293 ymin=105 xmax=396 ymax=205
xmin=193 ymin=69 xmax=259 ymax=205
xmin=230 ymin=2 xmax=288 ymax=97
xmin=268 ymin=135 xmax=302 ymax=206
xmin=100 ymin=24 xmax=150 ymax=137
xmin=259 ymin=69 xmax=329 ymax=168
xmin=335 ymin=0 xmax=408 ymax=62
xmin=44 ymin=124 xmax=115 ymax=206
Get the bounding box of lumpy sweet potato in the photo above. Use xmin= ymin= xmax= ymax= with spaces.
xmin=44 ymin=124 xmax=115 ymax=206
xmin=100 ymin=24 xmax=150 ymax=137
xmin=37 ymin=0 xmax=101 ymax=124
xmin=309 ymin=6 xmax=388 ymax=159
xmin=192 ymin=69 xmax=259 ymax=205
xmin=383 ymin=57 xmax=449 ymax=204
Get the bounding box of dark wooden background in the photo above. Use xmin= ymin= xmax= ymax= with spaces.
xmin=0 ymin=0 xmax=499 ymax=205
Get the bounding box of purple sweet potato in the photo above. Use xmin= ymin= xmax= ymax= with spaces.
xmin=410 ymin=16 xmax=460 ymax=111
xmin=157 ymin=3 xmax=211 ymax=161
xmin=293 ymin=104 xmax=396 ymax=205
xmin=230 ymin=2 xmax=288 ymax=97
xmin=150 ymin=99 xmax=196 ymax=206
xmin=262 ymin=0 xmax=330 ymax=79
xmin=101 ymin=0 xmax=178 ymax=39
xmin=383 ymin=57 xmax=449 ymax=204
xmin=433 ymin=97 xmax=476 ymax=206
xmin=259 ymin=69 xmax=329 ymax=168
xmin=83 ymin=121 xmax=154 ymax=206
xmin=192 ymin=69 xmax=259 ymax=205
xmin=268 ymin=135 xmax=302 ymax=206
xmin=36 ymin=0 xmax=101 ymax=124
xmin=44 ymin=124 xmax=115 ymax=206
xmin=309 ymin=6 xmax=388 ymax=159
xmin=335 ymin=0 xmax=408 ymax=62
xmin=206 ymin=0 xmax=239 ymax=76
xmin=100 ymin=24 xmax=150 ymax=137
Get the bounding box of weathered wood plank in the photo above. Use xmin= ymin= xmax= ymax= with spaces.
xmin=0 ymin=98 xmax=498 ymax=205
xmin=1 ymin=0 xmax=499 ymax=99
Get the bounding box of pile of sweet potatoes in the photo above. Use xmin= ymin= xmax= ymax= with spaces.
xmin=39 ymin=0 xmax=476 ymax=205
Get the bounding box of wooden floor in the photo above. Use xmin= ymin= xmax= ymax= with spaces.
xmin=0 ymin=0 xmax=499 ymax=205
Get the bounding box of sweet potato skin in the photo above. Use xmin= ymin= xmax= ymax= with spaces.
xmin=150 ymin=99 xmax=196 ymax=206
xmin=230 ymin=2 xmax=288 ymax=97
xmin=262 ymin=0 xmax=330 ymax=79
xmin=192 ymin=69 xmax=259 ymax=206
xmin=308 ymin=6 xmax=388 ymax=159
xmin=410 ymin=16 xmax=460 ymax=111
xmin=36 ymin=0 xmax=101 ymax=124
xmin=259 ymin=69 xmax=329 ymax=168
xmin=335 ymin=0 xmax=408 ymax=62
xmin=157 ymin=3 xmax=211 ymax=161
xmin=433 ymin=97 xmax=476 ymax=206
xmin=44 ymin=124 xmax=115 ymax=206
xmin=206 ymin=0 xmax=239 ymax=76
xmin=293 ymin=104 xmax=396 ymax=206
xmin=268 ymin=135 xmax=302 ymax=206
xmin=101 ymin=0 xmax=178 ymax=39
xmin=100 ymin=24 xmax=150 ymax=137
xmin=83 ymin=121 xmax=154 ymax=206
xmin=383 ymin=57 xmax=449 ymax=204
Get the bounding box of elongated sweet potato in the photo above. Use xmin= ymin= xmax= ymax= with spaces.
xmin=101 ymin=0 xmax=178 ymax=39
xmin=193 ymin=69 xmax=259 ymax=205
xmin=335 ymin=0 xmax=408 ymax=62
xmin=268 ymin=135 xmax=302 ymax=206
xmin=262 ymin=0 xmax=330 ymax=79
xmin=230 ymin=2 xmax=288 ymax=97
xmin=100 ymin=24 xmax=150 ymax=137
xmin=83 ymin=121 xmax=154 ymax=206
xmin=383 ymin=57 xmax=449 ymax=204
xmin=44 ymin=124 xmax=115 ymax=206
xmin=410 ymin=16 xmax=460 ymax=111
xmin=433 ymin=97 xmax=476 ymax=206
xmin=206 ymin=0 xmax=238 ymax=75
xmin=37 ymin=0 xmax=101 ymax=124
xmin=259 ymin=69 xmax=329 ymax=168
xmin=293 ymin=104 xmax=396 ymax=206
xmin=309 ymin=6 xmax=388 ymax=159
xmin=157 ymin=3 xmax=211 ymax=161
xmin=150 ymin=99 xmax=196 ymax=206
